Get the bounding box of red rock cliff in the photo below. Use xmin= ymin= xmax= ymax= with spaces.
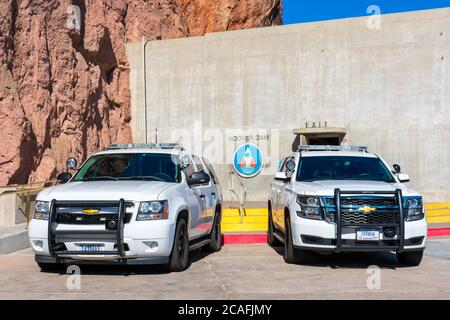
xmin=0 ymin=0 xmax=282 ymax=185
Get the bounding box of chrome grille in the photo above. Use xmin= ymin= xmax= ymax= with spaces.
xmin=55 ymin=201 xmax=134 ymax=225
xmin=324 ymin=196 xmax=400 ymax=225
xmin=326 ymin=197 xmax=397 ymax=207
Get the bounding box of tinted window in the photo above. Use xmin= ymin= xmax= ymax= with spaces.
xmin=296 ymin=156 xmax=395 ymax=183
xmin=183 ymin=156 xmax=195 ymax=178
xmin=203 ymin=157 xmax=219 ymax=185
xmin=192 ymin=155 xmax=206 ymax=172
xmin=73 ymin=153 xmax=181 ymax=183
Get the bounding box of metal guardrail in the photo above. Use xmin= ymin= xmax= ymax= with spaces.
xmin=0 ymin=180 xmax=56 ymax=226
xmin=228 ymin=168 xmax=247 ymax=223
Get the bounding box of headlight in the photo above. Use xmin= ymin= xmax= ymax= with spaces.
xmin=405 ymin=197 xmax=424 ymax=221
xmin=296 ymin=196 xmax=323 ymax=220
xmin=34 ymin=201 xmax=50 ymax=220
xmin=136 ymin=201 xmax=168 ymax=221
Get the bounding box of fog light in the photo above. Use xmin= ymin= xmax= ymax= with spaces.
xmin=106 ymin=220 xmax=117 ymax=230
xmin=144 ymin=241 xmax=158 ymax=249
xmin=384 ymin=228 xmax=396 ymax=238
xmin=33 ymin=240 xmax=43 ymax=249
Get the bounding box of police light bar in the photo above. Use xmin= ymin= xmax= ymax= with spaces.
xmin=108 ymin=143 xmax=183 ymax=150
xmin=298 ymin=145 xmax=368 ymax=152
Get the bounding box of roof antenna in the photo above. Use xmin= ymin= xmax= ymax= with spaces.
xmin=155 ymin=128 xmax=158 ymax=144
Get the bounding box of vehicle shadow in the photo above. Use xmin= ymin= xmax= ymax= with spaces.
xmin=42 ymin=248 xmax=215 ymax=276
xmin=270 ymin=246 xmax=409 ymax=269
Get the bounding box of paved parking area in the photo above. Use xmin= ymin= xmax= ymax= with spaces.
xmin=1 ymin=238 xmax=450 ymax=300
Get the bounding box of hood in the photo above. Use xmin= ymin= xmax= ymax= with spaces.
xmin=292 ymin=180 xmax=419 ymax=197
xmin=37 ymin=181 xmax=177 ymax=202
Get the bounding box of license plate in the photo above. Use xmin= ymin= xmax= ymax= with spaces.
xmin=357 ymin=230 xmax=380 ymax=241
xmin=80 ymin=245 xmax=103 ymax=252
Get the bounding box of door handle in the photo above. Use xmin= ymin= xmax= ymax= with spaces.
xmin=199 ymin=194 xmax=206 ymax=198
xmin=211 ymin=192 xmax=216 ymax=198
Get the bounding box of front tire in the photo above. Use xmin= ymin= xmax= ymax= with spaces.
xmin=397 ymin=250 xmax=424 ymax=266
xmin=267 ymin=205 xmax=282 ymax=246
xmin=166 ymin=218 xmax=189 ymax=272
xmin=203 ymin=210 xmax=222 ymax=252
xmin=283 ymin=216 xmax=308 ymax=264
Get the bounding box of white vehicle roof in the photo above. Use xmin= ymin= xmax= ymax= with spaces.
xmin=96 ymin=148 xmax=182 ymax=156
xmin=94 ymin=143 xmax=185 ymax=156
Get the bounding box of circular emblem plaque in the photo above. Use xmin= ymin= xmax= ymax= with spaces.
xmin=232 ymin=143 xmax=264 ymax=178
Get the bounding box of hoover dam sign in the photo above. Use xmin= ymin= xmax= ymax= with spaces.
xmin=232 ymin=144 xmax=264 ymax=178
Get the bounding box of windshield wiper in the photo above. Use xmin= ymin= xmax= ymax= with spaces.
xmin=80 ymin=176 xmax=119 ymax=181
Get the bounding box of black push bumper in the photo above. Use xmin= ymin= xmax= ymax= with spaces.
xmin=48 ymin=199 xmax=127 ymax=258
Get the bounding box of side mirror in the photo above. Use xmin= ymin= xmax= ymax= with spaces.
xmin=188 ymin=171 xmax=210 ymax=186
xmin=397 ymin=173 xmax=410 ymax=183
xmin=393 ymin=164 xmax=401 ymax=174
xmin=66 ymin=157 xmax=78 ymax=170
xmin=57 ymin=172 xmax=72 ymax=184
xmin=286 ymin=160 xmax=296 ymax=172
xmin=274 ymin=172 xmax=290 ymax=182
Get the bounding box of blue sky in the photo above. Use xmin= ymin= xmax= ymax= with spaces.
xmin=283 ymin=0 xmax=450 ymax=24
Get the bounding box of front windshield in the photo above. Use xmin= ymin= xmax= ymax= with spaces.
xmin=296 ymin=156 xmax=395 ymax=183
xmin=73 ymin=153 xmax=181 ymax=183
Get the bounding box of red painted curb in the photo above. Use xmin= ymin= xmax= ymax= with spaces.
xmin=223 ymin=228 xmax=450 ymax=245
xmin=223 ymin=234 xmax=267 ymax=245
xmin=428 ymin=228 xmax=450 ymax=238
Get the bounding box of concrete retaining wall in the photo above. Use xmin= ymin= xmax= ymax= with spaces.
xmin=126 ymin=8 xmax=450 ymax=202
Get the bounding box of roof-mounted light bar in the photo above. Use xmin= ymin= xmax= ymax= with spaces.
xmin=298 ymin=145 xmax=368 ymax=152
xmin=108 ymin=143 xmax=184 ymax=150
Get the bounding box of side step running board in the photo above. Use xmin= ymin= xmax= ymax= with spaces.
xmin=189 ymin=239 xmax=211 ymax=251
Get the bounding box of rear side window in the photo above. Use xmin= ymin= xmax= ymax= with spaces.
xmin=192 ymin=155 xmax=206 ymax=172
xmin=203 ymin=157 xmax=219 ymax=185
xmin=184 ymin=156 xmax=195 ymax=178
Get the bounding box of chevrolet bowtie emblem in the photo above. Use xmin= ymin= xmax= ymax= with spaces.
xmin=81 ymin=209 xmax=99 ymax=215
xmin=358 ymin=206 xmax=376 ymax=213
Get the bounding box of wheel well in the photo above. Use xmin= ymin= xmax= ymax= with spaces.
xmin=177 ymin=209 xmax=189 ymax=223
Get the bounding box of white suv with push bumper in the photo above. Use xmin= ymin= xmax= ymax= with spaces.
xmin=28 ymin=144 xmax=223 ymax=272
xmin=268 ymin=145 xmax=427 ymax=266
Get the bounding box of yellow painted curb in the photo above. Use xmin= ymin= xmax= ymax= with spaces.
xmin=222 ymin=222 xmax=268 ymax=233
xmin=223 ymin=208 xmax=268 ymax=217
xmin=425 ymin=202 xmax=450 ymax=210
xmin=426 ymin=203 xmax=450 ymax=223
xmin=222 ymin=215 xmax=268 ymax=224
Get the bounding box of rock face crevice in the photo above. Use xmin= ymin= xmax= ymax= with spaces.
xmin=0 ymin=0 xmax=282 ymax=185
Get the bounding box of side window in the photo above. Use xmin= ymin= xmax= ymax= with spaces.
xmin=203 ymin=157 xmax=219 ymax=185
xmin=184 ymin=156 xmax=195 ymax=178
xmin=192 ymin=155 xmax=206 ymax=173
xmin=278 ymin=158 xmax=288 ymax=173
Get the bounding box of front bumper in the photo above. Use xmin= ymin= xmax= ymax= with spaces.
xmin=291 ymin=189 xmax=427 ymax=253
xmin=29 ymin=217 xmax=176 ymax=263
xmin=291 ymin=216 xmax=427 ymax=253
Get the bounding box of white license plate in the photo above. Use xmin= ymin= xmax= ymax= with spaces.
xmin=80 ymin=245 xmax=104 ymax=252
xmin=357 ymin=230 xmax=380 ymax=241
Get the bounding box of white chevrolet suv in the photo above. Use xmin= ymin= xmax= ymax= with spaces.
xmin=28 ymin=144 xmax=223 ymax=272
xmin=268 ymin=145 xmax=427 ymax=266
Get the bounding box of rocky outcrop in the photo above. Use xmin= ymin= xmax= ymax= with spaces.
xmin=0 ymin=0 xmax=282 ymax=186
